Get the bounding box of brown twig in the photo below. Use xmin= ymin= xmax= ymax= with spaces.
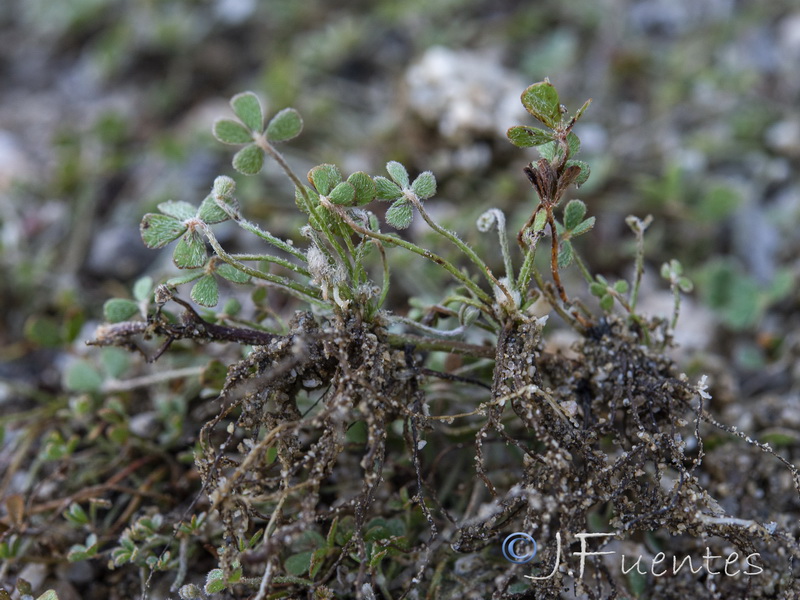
xmin=546 ymin=209 xmax=568 ymax=303
xmin=88 ymin=300 xmax=280 ymax=362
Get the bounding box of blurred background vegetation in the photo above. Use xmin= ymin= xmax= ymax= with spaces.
xmin=1 ymin=0 xmax=798 ymax=596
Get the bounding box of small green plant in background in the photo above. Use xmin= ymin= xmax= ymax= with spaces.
xmin=697 ymin=257 xmax=793 ymax=331
xmin=27 ymin=80 xmax=800 ymax=599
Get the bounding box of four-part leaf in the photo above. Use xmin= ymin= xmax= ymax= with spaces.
xmin=507 ymin=80 xmax=592 ymax=198
xmin=139 ymin=183 xmax=248 ymax=306
xmin=589 ymin=274 xmax=631 ymax=313
xmin=305 ymin=164 xmax=377 ymax=211
xmin=374 ymin=161 xmax=437 ymax=229
xmin=213 ymin=92 xmax=305 ymax=175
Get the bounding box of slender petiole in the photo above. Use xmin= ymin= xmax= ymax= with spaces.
xmin=255 ymin=135 xmax=352 ymax=273
xmin=322 ymin=199 xmax=495 ymax=310
xmin=625 ymin=214 xmax=653 ymax=313
xmin=408 ymin=194 xmax=514 ymax=306
xmin=204 ymin=226 xmax=323 ymax=304
xmin=477 ymin=208 xmax=514 ymax=288
xmin=228 ymin=253 xmax=310 ymax=278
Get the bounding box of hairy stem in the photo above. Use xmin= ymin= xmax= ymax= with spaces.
xmin=626 ymin=214 xmax=653 ymax=313
xmin=235 ymin=218 xmax=308 ymax=262
xmin=324 ymin=200 xmax=495 ymax=309
xmin=371 ymin=239 xmax=390 ymax=318
xmin=571 ymin=248 xmax=594 ymax=284
xmin=386 ymin=333 xmax=495 ymax=359
xmin=204 ymin=226 xmax=323 ymax=303
xmin=407 ymin=194 xmax=512 ymax=304
xmin=388 ymin=314 xmax=467 ymax=339
xmin=228 ymin=253 xmax=310 ymax=278
xmin=256 ymin=136 xmax=352 ymax=273
xmin=516 ymin=237 xmax=539 ymax=295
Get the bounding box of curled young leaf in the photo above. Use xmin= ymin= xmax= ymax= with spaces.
xmin=213 ymin=175 xmax=236 ymax=200
xmin=308 ymin=164 xmax=342 ymax=196
xmin=328 ymin=181 xmax=356 ymax=206
xmin=476 ymin=208 xmax=504 ymax=232
xmin=347 ymin=172 xmax=376 ymax=206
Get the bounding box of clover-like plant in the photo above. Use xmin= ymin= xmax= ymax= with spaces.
xmin=84 ymin=80 xmax=800 ymax=600
xmin=213 ymin=91 xmax=303 ymax=175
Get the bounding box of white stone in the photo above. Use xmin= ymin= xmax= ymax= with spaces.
xmin=405 ymin=46 xmax=527 ymax=144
